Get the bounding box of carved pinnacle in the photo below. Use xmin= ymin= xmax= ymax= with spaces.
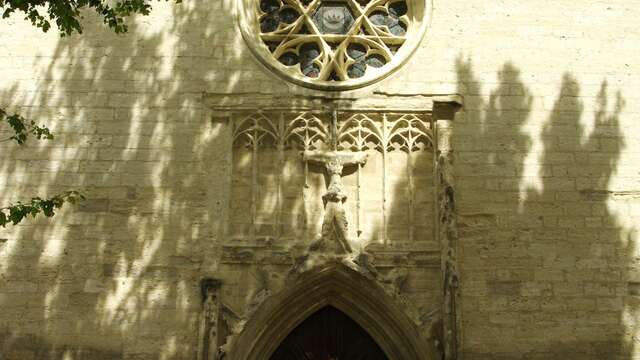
xmin=330 ymin=107 xmax=338 ymax=151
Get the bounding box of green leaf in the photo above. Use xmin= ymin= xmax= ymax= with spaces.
xmin=0 ymin=0 xmax=181 ymax=36
xmin=1 ymin=108 xmax=55 ymax=145
xmin=0 ymin=191 xmax=85 ymax=227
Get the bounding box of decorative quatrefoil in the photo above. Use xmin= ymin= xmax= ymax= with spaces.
xmin=238 ymin=0 xmax=430 ymax=90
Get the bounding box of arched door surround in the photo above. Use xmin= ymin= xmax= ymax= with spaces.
xmin=227 ymin=263 xmax=434 ymax=360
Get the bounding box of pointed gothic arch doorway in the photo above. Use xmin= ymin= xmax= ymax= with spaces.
xmin=226 ymin=264 xmax=437 ymax=360
xmin=270 ymin=305 xmax=388 ymax=360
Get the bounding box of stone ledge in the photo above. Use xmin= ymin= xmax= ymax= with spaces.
xmin=220 ymin=244 xmax=441 ymax=267
xmin=204 ymin=92 xmax=462 ymax=113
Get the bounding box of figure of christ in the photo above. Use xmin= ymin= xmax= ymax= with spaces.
xmin=302 ymin=150 xmax=368 ymax=253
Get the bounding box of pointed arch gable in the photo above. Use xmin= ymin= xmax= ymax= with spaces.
xmin=228 ymin=263 xmax=436 ymax=360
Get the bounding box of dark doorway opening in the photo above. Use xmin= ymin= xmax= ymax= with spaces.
xmin=269 ymin=306 xmax=389 ymax=360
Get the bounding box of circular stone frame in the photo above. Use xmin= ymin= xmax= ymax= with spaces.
xmin=237 ymin=0 xmax=432 ymax=90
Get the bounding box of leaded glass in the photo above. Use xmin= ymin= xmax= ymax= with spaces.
xmin=257 ymin=0 xmax=411 ymax=82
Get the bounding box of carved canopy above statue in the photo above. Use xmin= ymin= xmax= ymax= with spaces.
xmin=228 ymin=110 xmax=436 ymax=255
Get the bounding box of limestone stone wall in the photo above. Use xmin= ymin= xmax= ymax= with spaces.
xmin=0 ymin=0 xmax=639 ymax=359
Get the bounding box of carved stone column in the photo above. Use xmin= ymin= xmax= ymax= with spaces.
xmin=199 ymin=278 xmax=223 ymax=360
xmin=434 ymin=98 xmax=461 ymax=360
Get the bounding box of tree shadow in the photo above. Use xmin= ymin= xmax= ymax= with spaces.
xmin=0 ymin=1 xmax=268 ymax=358
xmin=455 ymin=56 xmax=634 ymax=359
xmin=0 ymin=3 xmax=637 ymax=359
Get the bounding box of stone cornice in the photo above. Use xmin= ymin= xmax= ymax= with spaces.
xmin=204 ymin=92 xmax=463 ymax=114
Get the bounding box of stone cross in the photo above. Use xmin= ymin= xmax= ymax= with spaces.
xmin=302 ymin=110 xmax=367 ymax=253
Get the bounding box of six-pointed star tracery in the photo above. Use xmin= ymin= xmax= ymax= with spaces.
xmin=258 ymin=0 xmax=410 ymax=81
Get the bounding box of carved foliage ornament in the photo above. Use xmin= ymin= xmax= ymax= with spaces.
xmin=238 ymin=0 xmax=430 ymax=89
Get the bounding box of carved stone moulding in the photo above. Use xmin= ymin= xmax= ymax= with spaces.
xmin=219 ymin=243 xmax=442 ymax=267
xmin=204 ymin=92 xmax=461 ymax=113
xmin=237 ymin=0 xmax=432 ymax=90
xmin=224 ymin=263 xmax=441 ymax=360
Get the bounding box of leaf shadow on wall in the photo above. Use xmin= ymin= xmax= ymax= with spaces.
xmin=0 ymin=5 xmax=637 ymax=360
xmin=454 ymin=56 xmax=635 ymax=359
xmin=0 ymin=0 xmax=281 ymax=358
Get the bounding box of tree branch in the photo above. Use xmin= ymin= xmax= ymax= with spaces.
xmin=0 ymin=191 xmax=85 ymax=227
xmin=0 ymin=107 xmax=54 ymax=145
xmin=0 ymin=0 xmax=181 ymax=36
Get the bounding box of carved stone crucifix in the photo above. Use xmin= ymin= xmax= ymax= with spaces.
xmin=302 ymin=109 xmax=368 ymax=254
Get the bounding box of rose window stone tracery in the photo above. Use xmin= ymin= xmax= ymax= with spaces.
xmin=259 ymin=0 xmax=408 ymax=81
xmin=239 ymin=0 xmax=429 ymax=89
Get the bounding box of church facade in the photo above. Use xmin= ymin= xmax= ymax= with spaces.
xmin=0 ymin=0 xmax=639 ymax=359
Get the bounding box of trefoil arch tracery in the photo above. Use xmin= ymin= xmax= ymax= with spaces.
xmin=227 ymin=109 xmax=435 ymax=247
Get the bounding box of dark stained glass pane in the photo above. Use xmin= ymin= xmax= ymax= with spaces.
xmin=388 ymin=19 xmax=406 ymax=36
xmin=300 ymin=42 xmax=321 ymax=78
xmin=302 ymin=63 xmax=321 ymax=78
xmin=366 ymin=54 xmax=386 ymax=68
xmin=260 ymin=15 xmax=279 ymax=32
xmin=300 ymin=42 xmax=321 ymax=61
xmin=348 ymin=61 xmax=367 ymax=78
xmin=279 ymin=7 xmax=300 ymax=24
xmin=279 ymin=52 xmax=299 ymax=66
xmin=260 ymin=0 xmax=280 ymax=13
xmin=347 ymin=43 xmax=367 ymax=61
xmin=388 ymin=1 xmax=407 ymax=17
xmin=369 ymin=11 xmax=388 ymax=26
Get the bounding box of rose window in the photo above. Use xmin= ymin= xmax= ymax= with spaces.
xmin=238 ymin=0 xmax=429 ymax=90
